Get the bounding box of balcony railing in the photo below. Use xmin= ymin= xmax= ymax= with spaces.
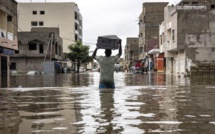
xmin=160 ymin=40 xmax=178 ymax=52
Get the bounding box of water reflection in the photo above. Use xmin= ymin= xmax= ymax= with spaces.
xmin=3 ymin=72 xmax=215 ymax=133
xmin=10 ymin=73 xmax=91 ymax=87
xmin=96 ymin=89 xmax=115 ymax=133
xmin=0 ymin=90 xmax=22 ymax=134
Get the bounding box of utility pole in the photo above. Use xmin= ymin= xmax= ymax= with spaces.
xmin=44 ymin=34 xmax=53 ymax=62
xmin=50 ymin=34 xmax=53 ymax=61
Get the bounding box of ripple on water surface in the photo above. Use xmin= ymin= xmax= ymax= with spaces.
xmin=2 ymin=75 xmax=215 ymax=133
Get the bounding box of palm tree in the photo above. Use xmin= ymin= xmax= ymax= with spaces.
xmin=68 ymin=41 xmax=92 ymax=73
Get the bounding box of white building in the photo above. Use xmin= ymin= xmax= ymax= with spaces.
xmin=160 ymin=2 xmax=215 ymax=76
xmin=17 ymin=2 xmax=82 ymax=55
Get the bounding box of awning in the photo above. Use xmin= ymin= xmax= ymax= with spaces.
xmin=148 ymin=49 xmax=160 ymax=54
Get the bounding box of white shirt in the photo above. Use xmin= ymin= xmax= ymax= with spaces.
xmin=95 ymin=55 xmax=119 ymax=83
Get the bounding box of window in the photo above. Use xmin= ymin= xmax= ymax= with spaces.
xmin=31 ymin=21 xmax=38 ymax=26
xmin=40 ymin=11 xmax=45 ymax=15
xmin=39 ymin=21 xmax=44 ymax=26
xmin=75 ymin=34 xmax=78 ymax=41
xmin=55 ymin=43 xmax=58 ymax=54
xmin=32 ymin=11 xmax=37 ymax=15
xmin=29 ymin=43 xmax=37 ymax=50
xmin=7 ymin=15 xmax=12 ymax=22
xmin=75 ymin=12 xmax=78 ymax=20
xmin=15 ymin=50 xmax=19 ymax=54
xmin=39 ymin=44 xmax=43 ymax=53
xmin=192 ymin=2 xmax=198 ymax=5
xmin=160 ymin=35 xmax=162 ymax=44
xmin=172 ymin=29 xmax=175 ymax=41
xmin=183 ymin=2 xmax=189 ymax=5
xmin=10 ymin=63 xmax=16 ymax=70
xmin=75 ymin=23 xmax=78 ymax=30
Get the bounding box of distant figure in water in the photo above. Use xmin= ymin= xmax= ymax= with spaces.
xmin=92 ymin=44 xmax=122 ymax=89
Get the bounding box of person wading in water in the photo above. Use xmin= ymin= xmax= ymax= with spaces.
xmin=92 ymin=43 xmax=122 ymax=89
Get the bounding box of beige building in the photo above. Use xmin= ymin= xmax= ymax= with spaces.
xmin=124 ymin=37 xmax=139 ymax=67
xmin=160 ymin=0 xmax=215 ymax=76
xmin=10 ymin=27 xmax=63 ymax=72
xmin=18 ymin=2 xmax=82 ymax=55
xmin=138 ymin=2 xmax=168 ymax=60
xmin=0 ymin=0 xmax=18 ymax=87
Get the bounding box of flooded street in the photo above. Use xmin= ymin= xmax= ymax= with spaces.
xmin=1 ymin=72 xmax=215 ymax=134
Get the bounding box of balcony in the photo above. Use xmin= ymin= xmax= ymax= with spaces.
xmin=11 ymin=53 xmax=45 ymax=58
xmin=75 ymin=19 xmax=79 ymax=25
xmin=166 ymin=22 xmax=172 ymax=30
xmin=161 ymin=41 xmax=178 ymax=51
xmin=0 ymin=29 xmax=18 ymax=50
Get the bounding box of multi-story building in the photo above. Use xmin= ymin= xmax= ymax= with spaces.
xmin=138 ymin=2 xmax=168 ymax=72
xmin=10 ymin=27 xmax=63 ymax=72
xmin=18 ymin=2 xmax=82 ymax=55
xmin=160 ymin=0 xmax=215 ymax=75
xmin=124 ymin=37 xmax=139 ymax=67
xmin=0 ymin=0 xmax=18 ymax=87
xmin=138 ymin=2 xmax=168 ymax=60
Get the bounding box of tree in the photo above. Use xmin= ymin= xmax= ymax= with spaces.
xmin=68 ymin=41 xmax=92 ymax=73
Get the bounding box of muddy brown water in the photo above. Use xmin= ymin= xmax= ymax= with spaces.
xmin=1 ymin=72 xmax=215 ymax=134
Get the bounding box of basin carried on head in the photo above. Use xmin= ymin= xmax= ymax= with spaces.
xmin=96 ymin=35 xmax=121 ymax=50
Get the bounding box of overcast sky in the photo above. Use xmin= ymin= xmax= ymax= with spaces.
xmin=17 ymin=0 xmax=181 ymax=54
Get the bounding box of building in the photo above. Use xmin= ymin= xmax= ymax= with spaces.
xmin=159 ymin=0 xmax=215 ymax=76
xmin=138 ymin=2 xmax=168 ymax=59
xmin=17 ymin=2 xmax=82 ymax=55
xmin=0 ymin=0 xmax=18 ymax=87
xmin=124 ymin=37 xmax=139 ymax=67
xmin=138 ymin=2 xmax=168 ymax=72
xmin=10 ymin=27 xmax=63 ymax=72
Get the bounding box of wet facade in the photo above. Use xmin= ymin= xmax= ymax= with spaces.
xmin=10 ymin=28 xmax=63 ymax=72
xmin=0 ymin=72 xmax=215 ymax=133
xmin=124 ymin=37 xmax=139 ymax=67
xmin=160 ymin=0 xmax=215 ymax=76
xmin=137 ymin=2 xmax=168 ymax=73
xmin=138 ymin=2 xmax=168 ymax=60
xmin=0 ymin=0 xmax=18 ymax=87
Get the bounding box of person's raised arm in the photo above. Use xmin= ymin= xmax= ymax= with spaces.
xmin=92 ymin=47 xmax=98 ymax=59
xmin=118 ymin=41 xmax=122 ymax=58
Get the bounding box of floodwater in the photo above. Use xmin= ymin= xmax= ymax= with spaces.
xmin=1 ymin=72 xmax=215 ymax=134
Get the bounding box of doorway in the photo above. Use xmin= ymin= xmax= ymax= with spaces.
xmin=1 ymin=56 xmax=8 ymax=87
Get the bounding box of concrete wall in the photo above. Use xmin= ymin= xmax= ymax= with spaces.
xmin=175 ymin=50 xmax=186 ymax=75
xmin=10 ymin=57 xmax=44 ymax=72
xmin=18 ymin=2 xmax=82 ymax=53
xmin=138 ymin=2 xmax=168 ymax=61
xmin=0 ymin=0 xmax=18 ymax=50
xmin=142 ymin=3 xmax=168 ymax=53
xmin=162 ymin=4 xmax=215 ymax=75
xmin=126 ymin=37 xmax=139 ymax=63
xmin=180 ymin=10 xmax=215 ymax=73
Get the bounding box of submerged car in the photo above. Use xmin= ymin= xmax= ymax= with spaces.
xmin=92 ymin=68 xmax=98 ymax=72
xmin=26 ymin=71 xmax=44 ymax=75
xmin=10 ymin=70 xmax=22 ymax=76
